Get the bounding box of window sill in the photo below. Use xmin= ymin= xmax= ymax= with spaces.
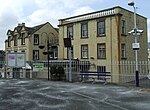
xmin=97 ymin=58 xmax=106 ymax=60
xmin=97 ymin=34 xmax=106 ymax=37
xmin=81 ymin=58 xmax=89 ymax=59
xmin=81 ymin=36 xmax=88 ymax=39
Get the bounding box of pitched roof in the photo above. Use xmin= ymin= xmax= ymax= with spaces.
xmin=7 ymin=22 xmax=52 ymax=36
xmin=27 ymin=22 xmax=47 ymax=35
xmin=14 ymin=26 xmax=22 ymax=34
xmin=7 ymin=30 xmax=14 ymax=35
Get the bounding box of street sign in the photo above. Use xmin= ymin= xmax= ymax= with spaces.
xmin=33 ymin=63 xmax=44 ymax=71
xmin=132 ymin=43 xmax=140 ymax=50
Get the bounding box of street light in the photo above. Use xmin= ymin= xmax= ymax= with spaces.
xmin=128 ymin=1 xmax=143 ymax=87
xmin=39 ymin=32 xmax=57 ymax=80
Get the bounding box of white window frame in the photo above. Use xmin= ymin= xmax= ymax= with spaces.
xmin=81 ymin=23 xmax=88 ymax=38
xmin=81 ymin=45 xmax=88 ymax=59
xmin=97 ymin=43 xmax=106 ymax=59
xmin=34 ymin=34 xmax=39 ymax=45
xmin=33 ymin=50 xmax=39 ymax=60
xmin=21 ymin=33 xmax=26 ymax=45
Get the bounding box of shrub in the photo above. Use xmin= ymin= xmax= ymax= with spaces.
xmin=57 ymin=66 xmax=65 ymax=80
xmin=57 ymin=66 xmax=65 ymax=75
xmin=50 ymin=65 xmax=57 ymax=76
xmin=50 ymin=65 xmax=65 ymax=81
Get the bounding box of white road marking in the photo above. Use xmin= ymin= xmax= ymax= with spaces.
xmin=71 ymin=91 xmax=128 ymax=110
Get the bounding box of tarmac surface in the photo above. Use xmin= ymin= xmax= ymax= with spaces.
xmin=0 ymin=79 xmax=150 ymax=110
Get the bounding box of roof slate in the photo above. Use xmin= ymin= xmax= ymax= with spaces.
xmin=7 ymin=22 xmax=50 ymax=36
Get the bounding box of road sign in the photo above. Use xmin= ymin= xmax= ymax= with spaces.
xmin=132 ymin=43 xmax=140 ymax=50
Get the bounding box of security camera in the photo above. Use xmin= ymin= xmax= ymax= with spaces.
xmin=128 ymin=30 xmax=134 ymax=34
xmin=137 ymin=29 xmax=144 ymax=33
xmin=128 ymin=29 xmax=143 ymax=34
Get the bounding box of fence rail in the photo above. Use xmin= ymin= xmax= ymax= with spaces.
xmin=0 ymin=60 xmax=150 ymax=87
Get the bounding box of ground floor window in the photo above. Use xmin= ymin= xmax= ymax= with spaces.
xmin=33 ymin=50 xmax=39 ymax=60
xmin=81 ymin=44 xmax=88 ymax=59
xmin=97 ymin=66 xmax=106 ymax=72
xmin=97 ymin=43 xmax=106 ymax=59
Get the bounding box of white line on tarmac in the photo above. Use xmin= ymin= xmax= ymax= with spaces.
xmin=71 ymin=91 xmax=128 ymax=110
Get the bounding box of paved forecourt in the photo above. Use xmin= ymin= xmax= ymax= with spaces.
xmin=0 ymin=79 xmax=150 ymax=110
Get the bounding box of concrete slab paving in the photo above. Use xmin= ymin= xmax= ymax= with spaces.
xmin=0 ymin=79 xmax=149 ymax=110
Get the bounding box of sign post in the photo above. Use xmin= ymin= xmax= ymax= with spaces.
xmin=63 ymin=38 xmax=72 ymax=82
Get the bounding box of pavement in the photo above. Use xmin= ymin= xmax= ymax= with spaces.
xmin=0 ymin=79 xmax=150 ymax=110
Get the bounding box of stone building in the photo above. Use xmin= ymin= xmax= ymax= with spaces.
xmin=5 ymin=22 xmax=59 ymax=78
xmin=58 ymin=6 xmax=148 ymax=83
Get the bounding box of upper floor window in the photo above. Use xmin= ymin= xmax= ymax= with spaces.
xmin=21 ymin=33 xmax=26 ymax=45
xmin=121 ymin=44 xmax=126 ymax=59
xmin=97 ymin=43 xmax=106 ymax=59
xmin=14 ymin=35 xmax=17 ymax=46
xmin=50 ymin=47 xmax=58 ymax=59
xmin=53 ymin=48 xmax=58 ymax=59
xmin=81 ymin=44 xmax=88 ymax=59
xmin=81 ymin=23 xmax=88 ymax=38
xmin=67 ymin=25 xmax=73 ymax=39
xmin=121 ymin=20 xmax=126 ymax=35
xmin=34 ymin=34 xmax=39 ymax=45
xmin=8 ymin=36 xmax=11 ymax=47
xmin=33 ymin=50 xmax=39 ymax=60
xmin=97 ymin=20 xmax=105 ymax=36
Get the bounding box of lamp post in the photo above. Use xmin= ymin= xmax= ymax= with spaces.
xmin=128 ymin=1 xmax=143 ymax=87
xmin=68 ymin=46 xmax=72 ymax=82
xmin=39 ymin=32 xmax=57 ymax=80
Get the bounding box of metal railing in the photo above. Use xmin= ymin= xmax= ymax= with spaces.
xmin=1 ymin=60 xmax=150 ymax=88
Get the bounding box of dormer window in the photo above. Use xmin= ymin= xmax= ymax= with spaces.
xmin=8 ymin=36 xmax=11 ymax=47
xmin=21 ymin=33 xmax=25 ymax=45
xmin=14 ymin=35 xmax=17 ymax=46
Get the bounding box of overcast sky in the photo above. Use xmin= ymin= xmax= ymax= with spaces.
xmin=0 ymin=0 xmax=150 ymax=50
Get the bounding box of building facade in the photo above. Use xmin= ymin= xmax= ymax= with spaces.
xmin=58 ymin=6 xmax=148 ymax=83
xmin=5 ymin=22 xmax=59 ymax=62
xmin=0 ymin=50 xmax=5 ymax=68
xmin=5 ymin=22 xmax=59 ymax=78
